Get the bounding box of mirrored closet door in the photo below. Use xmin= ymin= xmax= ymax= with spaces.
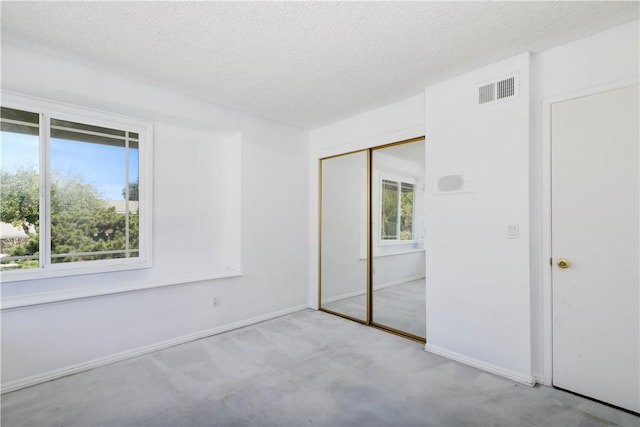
xmin=319 ymin=150 xmax=368 ymax=322
xmin=371 ymin=141 xmax=426 ymax=339
xmin=319 ymin=138 xmax=426 ymax=341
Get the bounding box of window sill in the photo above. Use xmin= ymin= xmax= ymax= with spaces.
xmin=379 ymin=239 xmax=420 ymax=246
xmin=0 ymin=270 xmax=242 ymax=310
xmin=0 ymin=258 xmax=152 ymax=283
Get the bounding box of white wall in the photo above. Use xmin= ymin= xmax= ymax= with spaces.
xmin=422 ymin=22 xmax=639 ymax=385
xmin=424 ymin=53 xmax=532 ymax=383
xmin=1 ymin=44 xmax=309 ymax=390
xmin=308 ymin=94 xmax=425 ymax=308
xmin=529 ymin=20 xmax=640 ymax=382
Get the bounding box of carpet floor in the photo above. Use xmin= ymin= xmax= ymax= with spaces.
xmin=2 ymin=309 xmax=637 ymax=426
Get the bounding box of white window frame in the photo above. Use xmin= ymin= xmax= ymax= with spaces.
xmin=0 ymin=93 xmax=153 ymax=282
xmin=379 ymin=173 xmax=416 ymax=246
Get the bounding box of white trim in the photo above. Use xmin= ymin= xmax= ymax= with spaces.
xmin=40 ymin=111 xmax=50 ymax=269
xmin=3 ymin=257 xmax=151 ymax=283
xmin=424 ymin=343 xmax=535 ymax=386
xmin=532 ymin=374 xmax=545 ymax=385
xmin=540 ymin=77 xmax=639 ymax=386
xmin=378 ymin=239 xmax=420 ymax=247
xmin=0 ymin=92 xmax=154 ymax=282
xmin=0 ymin=304 xmax=307 ymax=394
xmin=1 ymin=270 xmax=243 ymax=310
xmin=322 ymin=288 xmax=367 ymax=304
xmin=322 ymin=275 xmax=425 ymax=304
xmin=374 ymin=275 xmax=424 ymax=291
xmin=317 ymin=125 xmax=424 ymax=159
xmin=2 ymin=91 xmax=152 ymax=130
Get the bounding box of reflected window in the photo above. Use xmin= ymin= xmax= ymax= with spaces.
xmin=381 ymin=178 xmax=414 ymax=241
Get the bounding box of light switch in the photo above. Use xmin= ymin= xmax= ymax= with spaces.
xmin=507 ymin=224 xmax=519 ymax=239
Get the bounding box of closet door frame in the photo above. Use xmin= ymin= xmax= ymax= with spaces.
xmin=318 ymin=148 xmax=371 ymax=324
xmin=318 ymin=136 xmax=426 ymax=343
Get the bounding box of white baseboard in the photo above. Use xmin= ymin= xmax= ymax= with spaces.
xmin=375 ymin=275 xmax=424 ymax=291
xmin=424 ymin=343 xmax=535 ymax=386
xmin=532 ymin=374 xmax=545 ymax=385
xmin=322 ymin=288 xmax=366 ymax=304
xmin=322 ymin=275 xmax=425 ymax=304
xmin=1 ymin=304 xmax=308 ymax=394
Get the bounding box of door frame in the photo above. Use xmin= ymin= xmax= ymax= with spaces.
xmin=540 ymin=77 xmax=639 ymax=386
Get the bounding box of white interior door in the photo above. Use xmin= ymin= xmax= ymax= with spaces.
xmin=551 ymin=84 xmax=639 ymax=413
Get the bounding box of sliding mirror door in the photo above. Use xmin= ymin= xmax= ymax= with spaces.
xmin=371 ymin=140 xmax=426 ymax=339
xmin=319 ymin=151 xmax=368 ymax=322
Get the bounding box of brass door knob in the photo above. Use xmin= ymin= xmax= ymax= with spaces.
xmin=557 ymin=259 xmax=571 ymax=269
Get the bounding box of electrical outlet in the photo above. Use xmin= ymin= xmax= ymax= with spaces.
xmin=212 ymin=296 xmax=221 ymax=308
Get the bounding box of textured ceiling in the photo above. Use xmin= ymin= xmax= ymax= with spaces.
xmin=1 ymin=1 xmax=638 ymax=129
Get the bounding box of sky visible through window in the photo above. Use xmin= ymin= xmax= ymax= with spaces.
xmin=1 ymin=131 xmax=139 ymax=201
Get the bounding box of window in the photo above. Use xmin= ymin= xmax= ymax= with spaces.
xmin=380 ymin=178 xmax=414 ymax=242
xmin=0 ymin=101 xmax=151 ymax=280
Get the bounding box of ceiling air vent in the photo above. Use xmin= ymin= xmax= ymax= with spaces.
xmin=477 ymin=73 xmax=519 ymax=106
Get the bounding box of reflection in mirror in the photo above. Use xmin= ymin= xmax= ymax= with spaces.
xmin=371 ymin=140 xmax=426 ymax=338
xmin=320 ymin=151 xmax=368 ymax=322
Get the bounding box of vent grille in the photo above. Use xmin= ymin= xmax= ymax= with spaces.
xmin=497 ymin=77 xmax=515 ymax=99
xmin=477 ymin=73 xmax=518 ymax=105
xmin=478 ymin=83 xmax=495 ymax=105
